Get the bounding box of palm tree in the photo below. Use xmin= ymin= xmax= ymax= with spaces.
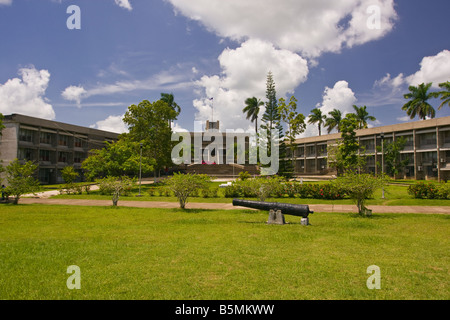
xmin=243 ymin=97 xmax=263 ymax=135
xmin=325 ymin=109 xmax=342 ymax=134
xmin=436 ymin=81 xmax=450 ymax=110
xmin=352 ymin=105 xmax=376 ymax=129
xmin=160 ymin=93 xmax=181 ymax=128
xmin=402 ymin=83 xmax=436 ymax=120
xmin=308 ymin=108 xmax=326 ymax=136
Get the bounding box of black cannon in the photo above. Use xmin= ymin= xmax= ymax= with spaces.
xmin=232 ymin=199 xmax=313 ymax=225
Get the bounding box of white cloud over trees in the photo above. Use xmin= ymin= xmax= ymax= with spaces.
xmin=0 ymin=66 xmax=55 ymax=120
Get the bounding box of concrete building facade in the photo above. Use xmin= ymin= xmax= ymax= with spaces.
xmin=290 ymin=116 xmax=450 ymax=181
xmin=0 ymin=114 xmax=119 ymax=184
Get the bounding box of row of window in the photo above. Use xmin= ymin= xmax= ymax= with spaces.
xmin=291 ymin=131 xmax=450 ymax=158
xmin=18 ymin=148 xmax=86 ymax=163
xmin=18 ymin=129 xmax=87 ymax=148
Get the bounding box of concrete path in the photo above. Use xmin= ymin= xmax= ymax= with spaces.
xmin=17 ymin=197 xmax=450 ymax=214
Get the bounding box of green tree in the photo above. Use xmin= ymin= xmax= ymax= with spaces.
xmin=402 ymin=83 xmax=436 ymax=120
xmin=4 ymin=159 xmax=41 ymax=204
xmin=160 ymin=93 xmax=181 ymax=127
xmin=435 ymin=81 xmax=450 ymax=110
xmin=243 ymin=96 xmax=263 ymax=135
xmin=335 ymin=171 xmax=388 ymax=216
xmin=96 ymin=176 xmax=136 ymax=206
xmin=325 ymin=109 xmax=343 ymax=134
xmin=328 ymin=113 xmax=366 ymax=175
xmin=0 ymin=113 xmax=5 ymax=176
xmin=165 ymin=173 xmax=211 ymax=209
xmin=0 ymin=113 xmax=4 ymax=135
xmin=278 ymin=95 xmax=306 ymax=173
xmin=308 ymin=108 xmax=326 ymax=136
xmin=82 ymin=138 xmax=155 ymax=181
xmin=260 ymin=72 xmax=281 ymax=173
xmin=61 ymin=166 xmax=79 ymax=184
xmin=123 ymin=99 xmax=178 ymax=179
xmin=352 ymin=105 xmax=376 ymax=129
xmin=261 ymin=71 xmax=280 ymax=138
xmin=377 ymin=137 xmax=409 ymax=178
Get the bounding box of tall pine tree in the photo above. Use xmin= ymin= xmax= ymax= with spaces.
xmin=260 ymin=72 xmax=290 ymax=177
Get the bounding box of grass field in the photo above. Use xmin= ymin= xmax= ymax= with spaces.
xmin=0 ymin=204 xmax=448 ymax=300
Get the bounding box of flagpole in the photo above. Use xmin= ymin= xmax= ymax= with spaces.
xmin=210 ymin=97 xmax=214 ymax=122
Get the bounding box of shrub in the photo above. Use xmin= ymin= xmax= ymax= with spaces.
xmin=148 ymin=188 xmax=156 ymax=196
xmin=201 ymin=186 xmax=219 ymax=198
xmin=335 ymin=172 xmax=388 ymax=216
xmin=307 ymin=182 xmax=346 ymax=200
xmin=223 ymin=183 xmax=242 ymax=198
xmin=408 ymin=181 xmax=450 ymax=199
xmin=238 ymin=171 xmax=252 ymax=181
xmin=95 ymin=176 xmax=137 ymax=206
xmin=165 ymin=173 xmax=211 ymax=209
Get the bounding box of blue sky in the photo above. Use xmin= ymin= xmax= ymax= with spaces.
xmin=0 ymin=0 xmax=449 ymax=135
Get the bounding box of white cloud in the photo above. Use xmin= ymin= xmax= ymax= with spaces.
xmin=365 ymin=50 xmax=450 ymax=107
xmin=406 ymin=50 xmax=450 ymax=88
xmin=115 ymin=0 xmax=132 ymax=11
xmin=172 ymin=123 xmax=189 ymax=132
xmin=318 ymin=80 xmax=357 ymax=116
xmin=397 ymin=116 xmax=411 ymax=122
xmin=192 ymin=39 xmax=309 ymax=130
xmin=90 ymin=114 xmax=128 ymax=134
xmin=61 ymin=69 xmax=192 ymax=104
xmin=0 ymin=0 xmax=12 ymax=6
xmin=301 ymin=80 xmax=357 ymax=137
xmin=167 ymin=0 xmax=397 ymax=58
xmin=0 ymin=66 xmax=55 ymax=120
xmin=61 ymin=85 xmax=87 ymax=107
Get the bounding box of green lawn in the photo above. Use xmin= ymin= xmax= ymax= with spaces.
xmin=0 ymin=204 xmax=448 ymax=300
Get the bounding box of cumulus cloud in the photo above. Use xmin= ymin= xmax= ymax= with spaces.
xmin=301 ymin=81 xmax=357 ymax=137
xmin=167 ymin=0 xmax=397 ymax=58
xmin=0 ymin=66 xmax=55 ymax=120
xmin=90 ymin=114 xmax=128 ymax=134
xmin=61 ymin=85 xmax=87 ymax=107
xmin=406 ymin=50 xmax=450 ymax=88
xmin=367 ymin=50 xmax=450 ymax=107
xmin=115 ymin=0 xmax=132 ymax=11
xmin=192 ymin=39 xmax=309 ymax=130
xmin=0 ymin=0 xmax=12 ymax=6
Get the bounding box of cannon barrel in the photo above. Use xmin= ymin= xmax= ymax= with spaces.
xmin=233 ymin=199 xmax=313 ymax=218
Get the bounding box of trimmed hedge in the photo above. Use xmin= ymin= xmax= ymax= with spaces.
xmin=407 ymin=181 xmax=450 ymax=199
xmin=224 ymin=180 xmax=347 ymax=200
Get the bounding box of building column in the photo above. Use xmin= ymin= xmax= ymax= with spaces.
xmin=437 ymin=127 xmax=441 ymax=182
xmin=413 ymin=129 xmax=417 ymax=180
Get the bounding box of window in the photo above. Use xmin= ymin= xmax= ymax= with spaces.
xmin=19 ymin=129 xmax=34 ymax=142
xmin=40 ymin=132 xmax=53 ymax=145
xmin=58 ymin=152 xmax=70 ymax=163
xmin=74 ymin=152 xmax=85 ymax=163
xmin=58 ymin=135 xmax=69 ymax=146
xmin=39 ymin=150 xmax=51 ymax=162
xmin=419 ymin=133 xmax=436 ymax=148
xmin=74 ymin=137 xmax=84 ymax=148
xmin=18 ymin=148 xmax=34 ymax=161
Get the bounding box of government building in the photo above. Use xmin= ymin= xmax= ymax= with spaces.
xmin=290 ymin=116 xmax=450 ymax=181
xmin=0 ymin=114 xmax=119 ymax=184
xmin=1 ymin=113 xmax=449 ymax=184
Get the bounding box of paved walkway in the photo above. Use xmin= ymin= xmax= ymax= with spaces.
xmin=18 ymin=197 xmax=450 ymax=214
